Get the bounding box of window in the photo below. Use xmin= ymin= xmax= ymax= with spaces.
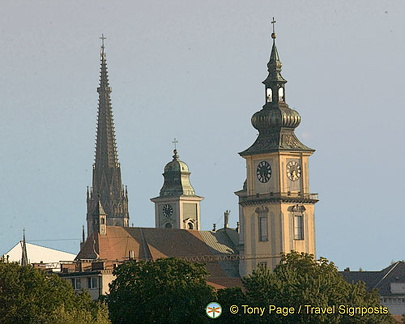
xmin=165 ymin=223 xmax=172 ymax=228
xmin=266 ymin=88 xmax=272 ymax=102
xmin=72 ymin=278 xmax=81 ymax=290
xmin=278 ymin=87 xmax=284 ymax=101
xmin=258 ymin=262 xmax=267 ymax=269
xmin=259 ymin=216 xmax=268 ymax=241
xmin=294 ymin=215 xmax=304 ymax=240
xmin=88 ymin=277 xmax=98 ymax=289
xmin=188 ymin=222 xmax=194 ymax=230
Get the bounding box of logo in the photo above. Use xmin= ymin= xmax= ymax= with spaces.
xmin=206 ymin=302 xmax=222 ymax=319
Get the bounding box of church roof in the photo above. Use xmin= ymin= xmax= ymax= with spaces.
xmin=76 ymin=226 xmax=241 ymax=285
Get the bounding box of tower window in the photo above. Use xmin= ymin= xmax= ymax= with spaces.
xmin=259 ymin=216 xmax=268 ymax=241
xmin=165 ymin=223 xmax=172 ymax=229
xmin=294 ymin=215 xmax=304 ymax=240
xmin=278 ymin=87 xmax=284 ymax=102
xmin=266 ymin=88 xmax=272 ymax=102
xmin=188 ymin=222 xmax=194 ymax=230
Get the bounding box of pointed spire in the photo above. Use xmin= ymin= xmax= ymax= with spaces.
xmin=239 ymin=20 xmax=313 ymax=156
xmin=87 ymin=35 xmax=129 ymax=237
xmin=20 ymin=229 xmax=28 ymax=266
xmin=95 ymin=34 xmax=119 ymax=169
xmin=263 ymin=18 xmax=287 ymax=97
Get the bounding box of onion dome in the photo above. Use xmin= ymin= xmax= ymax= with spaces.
xmin=251 ymin=104 xmax=301 ymax=133
xmin=159 ymin=150 xmax=196 ymax=197
xmin=240 ymin=24 xmax=313 ymax=156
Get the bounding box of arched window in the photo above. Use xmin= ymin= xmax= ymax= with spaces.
xmin=165 ymin=223 xmax=172 ymax=229
xmin=278 ymin=87 xmax=284 ymax=102
xmin=266 ymin=88 xmax=272 ymax=102
xmin=188 ymin=222 xmax=194 ymax=230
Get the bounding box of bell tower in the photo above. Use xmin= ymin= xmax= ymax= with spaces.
xmin=151 ymin=147 xmax=203 ymax=230
xmin=86 ymin=35 xmax=129 ymax=238
xmin=235 ymin=20 xmax=318 ymax=276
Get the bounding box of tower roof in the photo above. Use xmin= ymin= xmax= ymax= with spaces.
xmin=94 ymin=35 xmax=119 ymax=169
xmin=262 ymin=34 xmax=287 ymax=85
xmin=158 ymin=149 xmax=197 ymax=197
xmin=164 ymin=149 xmax=190 ymax=173
xmin=240 ymin=23 xmax=313 ymax=156
xmin=93 ymin=200 xmax=107 ymax=216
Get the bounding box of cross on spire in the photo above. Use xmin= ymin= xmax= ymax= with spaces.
xmin=100 ymin=34 xmax=106 ymax=49
xmin=172 ymin=138 xmax=178 ymax=150
xmin=271 ymin=17 xmax=276 ymax=33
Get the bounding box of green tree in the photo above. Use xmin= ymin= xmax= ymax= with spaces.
xmin=0 ymin=261 xmax=110 ymax=324
xmin=106 ymin=257 xmax=216 ymax=324
xmin=218 ymin=252 xmax=393 ymax=324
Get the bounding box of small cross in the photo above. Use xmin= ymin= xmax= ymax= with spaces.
xmin=100 ymin=34 xmax=106 ymax=48
xmin=172 ymin=138 xmax=178 ymax=150
xmin=271 ymin=17 xmax=276 ymax=33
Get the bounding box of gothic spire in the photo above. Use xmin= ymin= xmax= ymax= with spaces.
xmin=86 ymin=35 xmax=129 ymax=238
xmin=95 ymin=34 xmax=119 ymax=169
xmin=20 ymin=229 xmax=28 ymax=266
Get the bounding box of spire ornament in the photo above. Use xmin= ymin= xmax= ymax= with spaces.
xmin=271 ymin=17 xmax=276 ymax=39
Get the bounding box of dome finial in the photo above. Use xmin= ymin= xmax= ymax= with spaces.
xmin=172 ymin=138 xmax=179 ymax=159
xmin=172 ymin=138 xmax=178 ymax=150
xmin=271 ymin=17 xmax=277 ymax=40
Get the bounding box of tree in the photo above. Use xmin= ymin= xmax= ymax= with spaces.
xmin=218 ymin=252 xmax=394 ymax=324
xmin=106 ymin=257 xmax=216 ymax=324
xmin=0 ymin=261 xmax=110 ymax=324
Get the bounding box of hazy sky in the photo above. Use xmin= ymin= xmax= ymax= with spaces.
xmin=0 ymin=0 xmax=404 ymax=271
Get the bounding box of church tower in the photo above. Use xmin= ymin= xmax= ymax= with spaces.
xmin=236 ymin=22 xmax=318 ymax=276
xmin=151 ymin=148 xmax=203 ymax=230
xmin=86 ymin=36 xmax=129 ymax=237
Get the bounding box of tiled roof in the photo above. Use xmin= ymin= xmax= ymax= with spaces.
xmin=76 ymin=226 xmax=241 ymax=287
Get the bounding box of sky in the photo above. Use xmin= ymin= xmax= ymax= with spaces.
xmin=0 ymin=0 xmax=404 ymax=271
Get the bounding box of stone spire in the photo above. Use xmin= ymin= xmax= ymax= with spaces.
xmin=240 ymin=21 xmax=313 ymax=156
xmin=20 ymin=229 xmax=28 ymax=266
xmin=86 ymin=35 xmax=129 ymax=238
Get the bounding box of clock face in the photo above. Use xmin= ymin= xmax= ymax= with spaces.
xmin=256 ymin=161 xmax=272 ymax=183
xmin=286 ymin=160 xmax=301 ymax=181
xmin=163 ymin=204 xmax=173 ymax=217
